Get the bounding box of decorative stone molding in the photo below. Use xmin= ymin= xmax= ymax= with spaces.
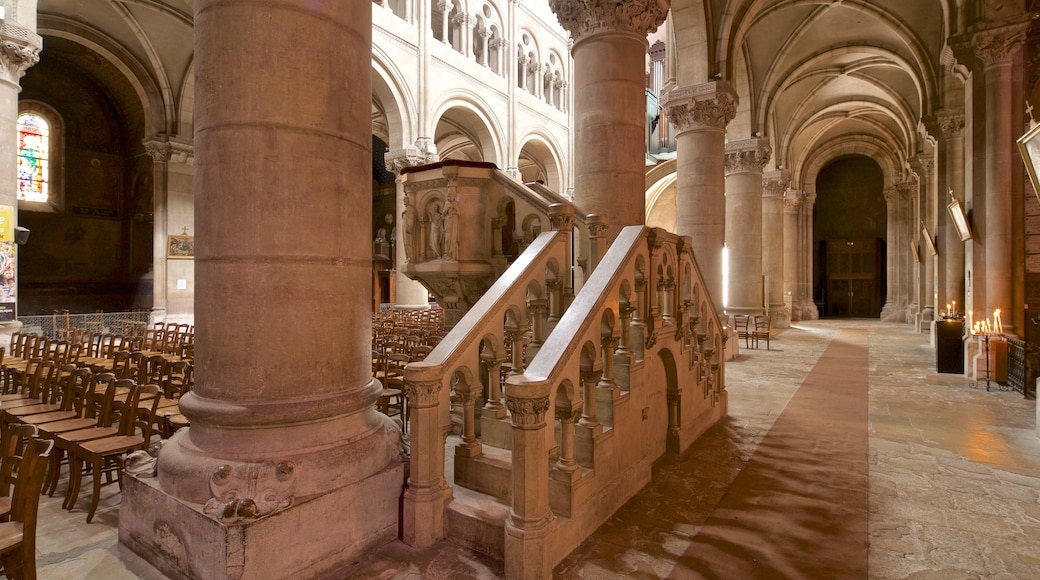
xmin=762 ymin=170 xmax=790 ymax=199
xmin=202 ymin=461 xmax=296 ymax=524
xmin=0 ymin=33 xmax=41 ymax=84
xmin=783 ymin=189 xmax=804 ymax=212
xmin=909 ymin=154 xmax=933 ymax=180
xmin=548 ymin=203 xmax=575 ymax=231
xmin=936 ymin=109 xmax=965 ymax=140
xmin=506 ymin=395 xmax=551 ymax=429
xmin=660 ymin=81 xmax=738 ymax=132
xmin=169 ymin=137 xmax=195 ymax=165
xmin=724 ymin=139 xmax=771 ymax=174
xmin=144 ymin=139 xmax=173 ymax=163
xmin=387 ymin=146 xmax=440 ymax=175
xmin=404 ymin=379 xmax=442 ymax=408
xmin=972 ymin=20 xmax=1030 ymax=68
xmin=549 ymin=0 xmax=668 ymax=40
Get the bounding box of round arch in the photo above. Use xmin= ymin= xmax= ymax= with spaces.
xmin=517 ymin=131 xmax=565 ymax=192
xmin=431 ymin=94 xmax=505 ymax=166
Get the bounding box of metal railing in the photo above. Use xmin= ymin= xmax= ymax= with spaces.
xmin=17 ymin=310 xmax=150 ymax=340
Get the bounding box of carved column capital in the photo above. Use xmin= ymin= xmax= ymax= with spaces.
xmin=403 ymin=380 xmax=443 ymax=409
xmin=935 ymin=109 xmax=965 ymax=140
xmin=660 ymin=81 xmax=738 ymax=133
xmin=587 ymin=214 xmax=609 ymax=237
xmin=0 ymin=27 xmax=42 ymax=85
xmin=548 ymin=203 xmax=575 ymax=231
xmin=724 ymin=138 xmax=771 ymax=174
xmin=783 ymin=189 xmax=804 ymax=212
xmin=549 ymin=0 xmax=668 ymax=41
xmin=386 ymin=146 xmax=440 ymax=175
xmin=505 ymin=395 xmax=551 ymax=429
xmin=972 ymin=19 xmax=1030 ymax=69
xmin=763 ymin=170 xmax=790 ymax=199
xmin=909 ymin=154 xmax=934 ymax=179
xmin=143 ymin=138 xmax=173 ymax=163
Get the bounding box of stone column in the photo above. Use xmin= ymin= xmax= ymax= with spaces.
xmin=799 ymin=192 xmax=819 ymax=320
xmin=503 ymin=384 xmax=555 ymax=579
xmin=660 ymin=81 xmax=737 ymax=313
xmin=127 ymin=3 xmax=404 ymax=578
xmin=550 ymin=0 xmax=667 ymax=243
xmin=142 ymin=138 xmax=172 ymax=323
xmin=911 ymin=153 xmax=936 ymax=330
xmin=881 ymin=183 xmax=913 ymax=322
xmin=938 ymin=109 xmax=966 ymax=310
xmin=783 ymin=190 xmax=803 ymax=321
xmin=974 ymin=23 xmax=1028 ymax=326
xmin=0 ymin=8 xmax=41 ymax=339
xmin=724 ymin=138 xmax=771 ymax=316
xmin=763 ymin=170 xmax=789 ymax=328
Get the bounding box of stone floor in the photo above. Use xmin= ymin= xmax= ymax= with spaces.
xmin=30 ymin=319 xmax=1040 ymax=578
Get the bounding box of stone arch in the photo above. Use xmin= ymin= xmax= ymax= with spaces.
xmin=431 ymin=96 xmax=504 ymax=166
xmin=373 ymin=47 xmax=418 ymax=150
xmin=645 ymin=160 xmax=678 ymax=230
xmin=517 ymin=131 xmax=565 ymax=192
xmin=658 ymin=347 xmax=680 ymax=452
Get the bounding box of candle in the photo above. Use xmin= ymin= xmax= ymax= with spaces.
xmin=994 ymin=309 xmax=1002 ymax=333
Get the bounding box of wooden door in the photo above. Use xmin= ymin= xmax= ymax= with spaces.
xmin=824 ymin=238 xmax=881 ymax=317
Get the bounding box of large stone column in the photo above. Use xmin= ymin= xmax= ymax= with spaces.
xmin=783 ymin=189 xmax=802 ymax=321
xmin=763 ymin=170 xmax=789 ymax=327
xmin=121 ymin=3 xmax=404 ymax=578
xmin=551 ymin=0 xmax=668 ymax=243
xmin=881 ymin=183 xmax=913 ymax=322
xmin=660 ymin=80 xmax=737 ymax=313
xmin=974 ymin=23 xmax=1028 ymax=328
xmin=0 ymin=6 xmax=41 ymax=343
xmin=724 ymin=138 xmax=771 ymax=315
xmin=937 ymin=109 xmax=966 ymax=310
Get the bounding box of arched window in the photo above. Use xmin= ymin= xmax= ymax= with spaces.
xmin=17 ymin=112 xmax=49 ymax=202
xmin=16 ymin=101 xmax=63 ymax=212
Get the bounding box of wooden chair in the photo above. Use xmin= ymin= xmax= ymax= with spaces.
xmin=732 ymin=315 xmax=752 ymax=349
xmin=750 ymin=314 xmax=771 ymax=350
xmin=0 ymin=437 xmax=52 ymax=580
xmin=0 ymin=425 xmax=37 ymax=522
xmin=379 ymin=376 xmax=406 ymax=426
xmin=66 ymin=383 xmax=159 ymax=522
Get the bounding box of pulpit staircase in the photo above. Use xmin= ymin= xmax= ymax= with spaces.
xmin=402 ymin=213 xmax=728 ymax=578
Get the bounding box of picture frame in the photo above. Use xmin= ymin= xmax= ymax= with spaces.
xmin=947 ymin=198 xmax=972 ymax=241
xmin=1017 ymin=121 xmax=1040 ymax=205
xmin=909 ymin=240 xmax=920 ymax=263
xmin=167 ymin=234 xmax=195 ymax=259
xmin=920 ymin=225 xmax=938 ymax=256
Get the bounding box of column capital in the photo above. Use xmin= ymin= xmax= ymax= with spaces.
xmin=971 ymin=18 xmax=1031 ymax=69
xmin=549 ymin=0 xmax=668 ymax=41
xmin=505 ymin=395 xmax=551 ymax=429
xmin=548 ymin=203 xmax=575 ymax=231
xmin=0 ymin=24 xmax=42 ymax=85
xmin=586 ymin=213 xmax=609 ymax=236
xmin=783 ymin=189 xmax=804 ymax=212
xmin=935 ymin=109 xmax=965 ymax=140
xmin=909 ymin=153 xmax=933 ymax=178
xmin=660 ymin=80 xmax=738 ymax=132
xmin=386 ymin=145 xmax=440 ymax=175
xmin=763 ymin=170 xmax=790 ymax=199
xmin=724 ymin=138 xmax=771 ymax=174
xmin=403 ymin=379 xmax=444 ymax=409
xmin=143 ymin=138 xmax=173 ymax=163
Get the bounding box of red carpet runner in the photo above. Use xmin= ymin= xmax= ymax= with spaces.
xmin=674 ymin=329 xmax=870 ymax=579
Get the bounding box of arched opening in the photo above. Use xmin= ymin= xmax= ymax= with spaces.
xmin=813 ymin=155 xmax=887 ymax=318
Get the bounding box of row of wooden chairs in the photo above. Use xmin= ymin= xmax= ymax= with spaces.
xmin=0 ymin=362 xmax=181 ymax=524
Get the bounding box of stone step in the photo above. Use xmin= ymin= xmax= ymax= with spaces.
xmin=444 ymin=483 xmax=511 ymax=560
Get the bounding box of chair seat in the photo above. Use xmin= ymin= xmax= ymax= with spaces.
xmin=0 ymin=520 xmax=23 ymax=553
xmin=77 ymin=435 xmax=145 ymax=455
xmin=21 ymin=410 xmax=78 ymax=425
xmin=6 ymin=402 xmax=62 ymax=417
xmin=58 ymin=427 xmax=119 ymax=444
xmin=38 ymin=418 xmax=97 ymax=435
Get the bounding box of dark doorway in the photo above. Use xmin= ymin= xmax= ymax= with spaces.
xmin=813 ymin=155 xmax=887 ymax=318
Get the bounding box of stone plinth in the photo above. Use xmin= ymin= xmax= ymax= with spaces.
xmin=119 ymin=461 xmax=404 ymax=580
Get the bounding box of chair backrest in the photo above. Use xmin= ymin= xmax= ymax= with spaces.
xmin=0 ymin=424 xmax=38 ymax=499
xmin=22 ymin=358 xmax=56 ymax=401
xmin=134 ymin=384 xmax=162 ymax=442
xmin=8 ymin=437 xmax=54 ymax=565
xmin=164 ymin=360 xmax=193 ymax=399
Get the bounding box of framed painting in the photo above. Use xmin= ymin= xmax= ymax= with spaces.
xmin=1018 ymin=122 xmax=1040 ymax=205
xmin=167 ymin=234 xmax=194 ymax=259
xmin=947 ymin=197 xmax=972 ymax=241
xmin=909 ymin=240 xmax=920 ymax=263
xmin=921 ymin=225 xmax=938 ymax=256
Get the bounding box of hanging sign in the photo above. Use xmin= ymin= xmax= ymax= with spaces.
xmin=0 ymin=206 xmax=17 ymax=321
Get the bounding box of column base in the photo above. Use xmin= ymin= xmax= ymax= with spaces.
xmin=120 ymin=460 xmax=405 ymax=580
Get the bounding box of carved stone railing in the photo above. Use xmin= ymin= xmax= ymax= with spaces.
xmin=402 ymin=222 xmax=728 ymax=578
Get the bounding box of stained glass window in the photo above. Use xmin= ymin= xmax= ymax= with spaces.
xmin=17 ymin=113 xmax=49 ymax=202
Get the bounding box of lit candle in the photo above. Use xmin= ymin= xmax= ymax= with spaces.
xmin=994 ymin=309 xmax=1002 ymax=333
xmin=946 ymin=303 xmax=952 ymax=315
